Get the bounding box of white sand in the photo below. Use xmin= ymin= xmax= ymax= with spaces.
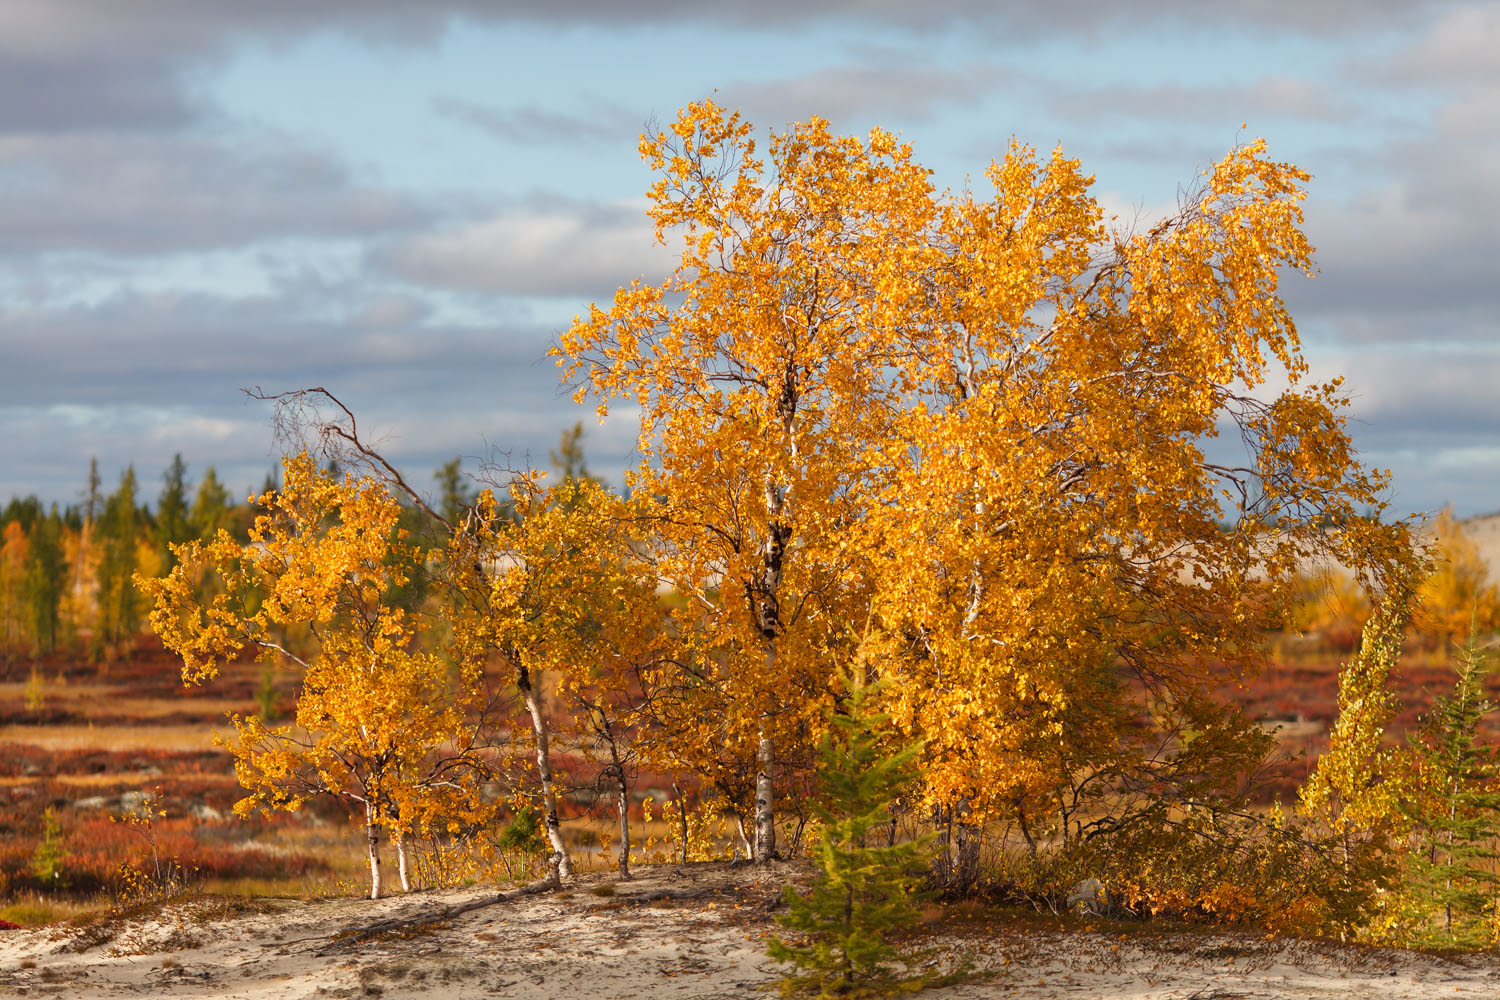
xmin=3 ymin=863 xmax=1498 ymax=999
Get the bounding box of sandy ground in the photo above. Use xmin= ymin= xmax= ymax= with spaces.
xmin=3 ymin=863 xmax=1499 ymax=999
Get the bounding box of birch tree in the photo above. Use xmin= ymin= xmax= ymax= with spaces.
xmin=438 ymin=476 xmax=662 ymax=877
xmin=139 ymin=452 xmax=492 ymax=899
xmin=558 ymin=100 xmax=1415 ymax=863
xmin=866 ymin=136 xmax=1417 ymax=858
xmin=557 ymin=101 xmax=936 ymax=859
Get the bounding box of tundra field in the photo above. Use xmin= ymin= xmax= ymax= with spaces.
xmin=2 ymin=517 xmax=1500 ymax=997
xmin=0 ymin=625 xmax=1475 ymax=917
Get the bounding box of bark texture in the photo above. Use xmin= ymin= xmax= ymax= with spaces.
xmin=364 ymin=802 xmax=382 ymax=900
xmin=396 ymin=828 xmax=411 ymax=893
xmin=755 ymin=734 xmax=776 ymax=861
xmin=518 ymin=665 xmax=573 ymax=877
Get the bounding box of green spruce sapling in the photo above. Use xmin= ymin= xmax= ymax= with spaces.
xmin=768 ymin=678 xmax=932 ymax=997
xmin=1404 ymin=617 xmax=1500 ymax=945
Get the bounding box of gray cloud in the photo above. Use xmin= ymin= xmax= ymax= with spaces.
xmin=372 ymin=195 xmax=672 ymax=298
xmin=1048 ymin=76 xmax=1350 ymax=126
xmin=719 ymin=63 xmax=1006 ymax=127
xmin=0 ymin=133 xmax=431 ymax=254
xmin=1434 ymin=84 xmax=1500 ymax=140
xmin=0 ymin=54 xmax=197 ymax=133
xmin=0 ymin=0 xmax=1457 ymax=52
xmin=0 ymin=285 xmax=550 ymax=409
xmin=0 ymin=281 xmax=633 ymax=504
xmin=1330 ymin=349 xmax=1500 ymax=435
xmin=0 ymin=2 xmax=459 ymax=58
xmin=433 ymin=96 xmax=645 ymax=146
xmin=1385 ymin=4 xmax=1500 ymax=86
xmin=1286 ymin=121 xmax=1499 ymax=338
xmin=1296 ymin=347 xmax=1500 ymax=517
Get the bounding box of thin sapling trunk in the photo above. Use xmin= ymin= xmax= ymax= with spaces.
xmin=364 ymin=801 xmax=383 ymax=900
xmin=396 ymin=828 xmax=411 ymax=893
xmin=518 ymin=665 xmax=572 ymax=877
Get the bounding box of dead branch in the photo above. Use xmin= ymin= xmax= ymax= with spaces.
xmin=244 ymin=385 xmax=451 ymax=530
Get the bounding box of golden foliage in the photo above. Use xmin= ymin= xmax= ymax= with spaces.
xmin=138 ymin=454 xmax=493 ymax=894
xmin=557 ymin=99 xmax=1415 ymax=835
xmin=1416 ymin=508 xmax=1500 ymax=647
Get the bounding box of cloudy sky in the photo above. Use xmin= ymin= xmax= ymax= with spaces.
xmin=1 ymin=1 xmax=1496 ymax=519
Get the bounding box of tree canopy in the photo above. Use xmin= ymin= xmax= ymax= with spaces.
xmin=558 ymin=98 xmax=1413 ymax=856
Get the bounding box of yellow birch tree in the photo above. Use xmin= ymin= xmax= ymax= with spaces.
xmin=557 ymin=101 xmax=939 ymax=860
xmin=867 ymin=135 xmax=1416 ymax=862
xmin=440 ymin=475 xmax=670 ymax=878
xmin=558 ymin=100 xmax=1415 ymax=869
xmin=139 ymin=452 xmax=492 ymax=899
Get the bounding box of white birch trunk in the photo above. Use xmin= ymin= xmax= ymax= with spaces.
xmin=752 ymin=375 xmax=795 ymax=866
xmin=519 ymin=667 xmax=573 ymax=877
xmin=755 ymin=734 xmax=776 ymax=862
xmin=396 ymin=828 xmax=411 ymax=893
xmin=364 ymin=801 xmax=382 ymax=901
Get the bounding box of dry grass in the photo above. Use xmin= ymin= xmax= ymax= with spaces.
xmin=0 ymin=772 xmax=240 ymax=788
xmin=197 ymin=874 xmax=347 ymax=900
xmin=0 ymin=895 xmax=99 ymax=928
xmin=0 ymin=724 xmax=224 ymax=751
xmin=77 ymin=696 xmax=251 ymax=718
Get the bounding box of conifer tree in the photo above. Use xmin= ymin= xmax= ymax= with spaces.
xmin=96 ymin=466 xmax=141 ymax=650
xmin=83 ymin=458 xmax=101 ymax=524
xmin=1404 ymin=620 xmax=1500 ymax=946
xmin=0 ymin=521 xmax=28 ymax=656
xmin=434 ymin=457 xmax=476 ymax=525
xmin=156 ymin=454 xmax=191 ymax=570
xmin=769 ymin=680 xmax=931 ymax=998
xmin=25 ymin=508 xmax=67 ymax=654
xmin=190 ymin=467 xmax=231 ymax=539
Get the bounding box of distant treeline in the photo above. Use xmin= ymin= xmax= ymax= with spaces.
xmin=0 ymin=452 xmax=483 ymax=663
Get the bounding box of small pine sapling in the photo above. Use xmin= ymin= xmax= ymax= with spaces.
xmin=768 ymin=681 xmax=932 ymax=998
xmin=1404 ymin=618 xmax=1500 ymax=946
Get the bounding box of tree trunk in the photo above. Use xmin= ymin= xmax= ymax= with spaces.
xmin=733 ymin=810 xmax=754 ymax=860
xmin=755 ymin=734 xmax=776 ymax=862
xmin=518 ymin=665 xmax=572 ymax=877
xmin=931 ymin=803 xmax=952 ymax=886
xmin=672 ymin=781 xmax=689 ymax=865
xmin=396 ymin=828 xmax=411 ymax=893
xmin=615 ymin=767 xmax=631 ymax=880
xmin=753 ymin=448 xmax=790 ymax=866
xmin=595 ymin=714 xmax=632 ymax=879
xmin=364 ymin=802 xmax=382 ymax=901
xmin=953 ymin=798 xmax=980 ymax=893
